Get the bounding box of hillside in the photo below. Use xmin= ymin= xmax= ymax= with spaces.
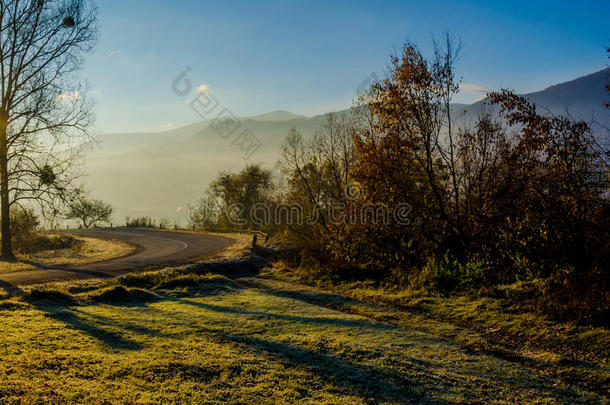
xmin=83 ymin=69 xmax=610 ymax=225
xmin=456 ymin=69 xmax=610 ymax=133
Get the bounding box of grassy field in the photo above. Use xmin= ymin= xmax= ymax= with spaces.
xmin=0 ymin=236 xmax=135 ymax=274
xmin=0 ymin=258 xmax=606 ymax=404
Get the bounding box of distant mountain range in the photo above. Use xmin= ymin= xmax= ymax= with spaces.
xmin=456 ymin=68 xmax=610 ymax=127
xmin=83 ymin=69 xmax=610 ymax=225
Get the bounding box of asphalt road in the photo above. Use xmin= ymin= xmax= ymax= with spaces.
xmin=0 ymin=228 xmax=231 ymax=287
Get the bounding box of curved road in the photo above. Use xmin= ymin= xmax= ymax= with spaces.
xmin=0 ymin=229 xmax=231 ymax=287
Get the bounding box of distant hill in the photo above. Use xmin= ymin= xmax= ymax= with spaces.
xmin=525 ymin=69 xmax=610 ymax=120
xmin=456 ymin=68 xmax=610 ymax=127
xmin=83 ymin=69 xmax=610 ymax=225
xmin=247 ymin=110 xmax=307 ymax=121
xmin=83 ymin=111 xmax=331 ymax=225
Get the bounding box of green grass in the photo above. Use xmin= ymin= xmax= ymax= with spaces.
xmin=264 ymin=263 xmax=610 ymax=397
xmin=0 ymin=266 xmax=606 ymax=403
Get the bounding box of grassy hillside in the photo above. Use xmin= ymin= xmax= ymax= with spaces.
xmin=0 ymin=260 xmax=606 ymax=403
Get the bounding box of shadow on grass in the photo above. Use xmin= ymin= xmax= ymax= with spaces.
xmin=179 ymin=299 xmax=395 ymax=331
xmin=238 ymin=278 xmax=387 ymax=316
xmin=89 ymin=285 xmax=160 ymax=307
xmin=0 ymin=273 xmax=604 ymax=400
xmin=8 ymin=259 xmax=51 ymax=270
xmin=218 ymin=333 xmax=424 ymax=403
xmin=156 ymin=277 xmax=244 ymax=299
xmin=43 ymin=308 xmax=143 ymax=350
xmin=0 ymin=279 xmax=21 ymax=295
xmin=72 ymin=309 xmax=172 ymax=339
xmin=0 ymin=280 xmax=144 ymax=350
xmin=234 ymin=279 xmax=610 ymax=398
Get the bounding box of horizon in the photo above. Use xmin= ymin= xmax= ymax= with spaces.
xmin=98 ymin=67 xmax=610 ymax=136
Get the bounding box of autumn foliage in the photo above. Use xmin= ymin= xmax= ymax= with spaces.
xmin=219 ymin=38 xmax=610 ymax=324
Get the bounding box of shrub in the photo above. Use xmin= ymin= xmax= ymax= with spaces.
xmin=538 ymin=268 xmax=610 ymax=326
xmin=118 ymin=271 xmax=169 ymax=288
xmin=125 ymin=216 xmax=157 ymax=228
xmin=25 ymin=234 xmax=83 ymax=254
xmin=25 ymin=289 xmax=77 ymax=306
xmin=430 ymin=253 xmax=490 ymax=294
xmin=8 ymin=208 xmax=40 ymax=252
xmin=89 ymin=286 xmax=158 ymax=305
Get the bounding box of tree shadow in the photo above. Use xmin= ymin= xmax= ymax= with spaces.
xmin=7 ymin=259 xmax=51 ymax=270
xmin=234 ymin=279 xmax=610 ymax=397
xmin=9 ymin=283 xmax=146 ymax=350
xmin=217 ymin=332 xmax=427 ymax=403
xmin=89 ymin=286 xmax=161 ymax=307
xmin=178 ymin=299 xmax=395 ymax=331
xmin=72 ymin=309 xmax=171 ymax=339
xmin=0 ymin=279 xmax=22 ymax=295
xmin=238 ymin=278 xmax=379 ymax=313
xmin=156 ymin=277 xmax=243 ymax=299
xmin=42 ymin=307 xmax=143 ymax=350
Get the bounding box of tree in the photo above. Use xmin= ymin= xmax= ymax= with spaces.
xmin=66 ymin=198 xmax=112 ymax=229
xmin=277 ymin=112 xmax=360 ymax=259
xmin=207 ymin=164 xmax=273 ymax=230
xmin=0 ymin=0 xmax=98 ymax=259
xmin=486 ymin=90 xmax=610 ymax=278
xmin=159 ymin=217 xmax=171 ymax=229
xmin=353 ymin=35 xmax=466 ymax=262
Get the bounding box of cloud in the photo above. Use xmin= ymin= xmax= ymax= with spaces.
xmin=107 ymin=49 xmax=121 ymax=56
xmin=176 ymin=206 xmax=183 ymax=212
xmin=160 ymin=122 xmax=174 ymax=130
xmin=55 ymin=91 xmax=81 ymax=103
xmin=459 ymin=83 xmax=487 ymax=93
xmin=197 ymin=83 xmax=212 ymax=94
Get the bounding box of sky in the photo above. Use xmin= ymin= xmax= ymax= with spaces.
xmin=82 ymin=0 xmax=610 ymax=134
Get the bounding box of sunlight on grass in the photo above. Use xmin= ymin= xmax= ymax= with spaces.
xmin=0 ymin=236 xmax=135 ymax=274
xmin=0 ymin=271 xmax=604 ymax=403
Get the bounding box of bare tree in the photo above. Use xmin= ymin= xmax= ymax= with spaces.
xmin=66 ymin=197 xmax=111 ymax=229
xmin=0 ymin=0 xmax=97 ymax=259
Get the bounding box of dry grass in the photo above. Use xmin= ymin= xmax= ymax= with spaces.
xmin=0 ymin=266 xmax=605 ymax=403
xmin=263 ymin=262 xmax=610 ymax=397
xmin=0 ymin=236 xmax=135 ymax=275
xmin=0 ymin=241 xmax=605 ymax=402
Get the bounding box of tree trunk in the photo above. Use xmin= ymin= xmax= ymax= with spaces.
xmin=0 ymin=111 xmax=14 ymax=260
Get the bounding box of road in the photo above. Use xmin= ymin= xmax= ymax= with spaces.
xmin=0 ymin=228 xmax=231 ymax=287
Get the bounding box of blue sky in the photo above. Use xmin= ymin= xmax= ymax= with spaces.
xmin=83 ymin=0 xmax=610 ymax=133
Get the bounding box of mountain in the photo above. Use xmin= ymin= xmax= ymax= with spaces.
xmin=82 ymin=111 xmax=331 ymax=225
xmin=248 ymin=110 xmax=307 ymax=121
xmin=456 ymin=69 xmax=610 ymax=127
xmin=82 ymin=70 xmax=609 ymax=225
xmin=525 ymin=69 xmax=609 ymax=119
